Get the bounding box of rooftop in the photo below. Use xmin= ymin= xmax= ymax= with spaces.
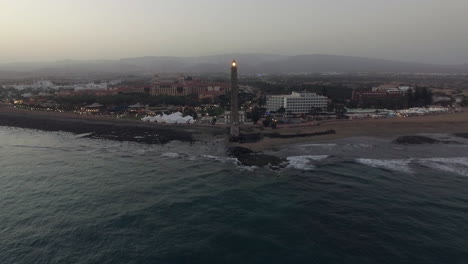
xmin=270 ymin=92 xmax=326 ymax=98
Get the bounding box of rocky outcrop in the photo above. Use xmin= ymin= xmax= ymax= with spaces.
xmin=237 ymin=130 xmax=336 ymax=143
xmin=227 ymin=147 xmax=254 ymax=157
xmin=0 ymin=111 xmax=194 ymax=144
xmin=454 ymin=133 xmax=468 ymax=139
xmin=227 ymin=147 xmax=286 ymax=169
xmin=393 ymin=136 xmax=441 ymax=144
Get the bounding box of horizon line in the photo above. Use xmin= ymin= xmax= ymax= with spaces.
xmin=1 ymin=53 xmax=467 ymax=67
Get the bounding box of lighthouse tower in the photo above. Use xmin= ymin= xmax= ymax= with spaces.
xmin=229 ymin=60 xmax=240 ymax=140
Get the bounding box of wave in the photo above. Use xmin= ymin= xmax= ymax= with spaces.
xmin=75 ymin=132 xmax=93 ymax=138
xmin=343 ymin=144 xmax=374 ymax=149
xmin=202 ymin=155 xmax=239 ymax=164
xmin=135 ymin=149 xmax=149 ymax=155
xmin=356 ymin=157 xmax=468 ymax=176
xmin=300 ymin=143 xmax=336 ymax=148
xmin=355 ymin=158 xmax=413 ymax=173
xmin=287 ymin=155 xmax=329 ymax=171
xmin=418 ymin=157 xmax=468 ymax=177
xmin=161 ymin=152 xmax=180 ymax=158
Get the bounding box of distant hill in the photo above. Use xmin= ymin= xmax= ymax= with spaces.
xmin=0 ymin=54 xmax=467 ymax=78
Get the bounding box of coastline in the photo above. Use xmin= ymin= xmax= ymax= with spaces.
xmin=2 ymin=105 xmax=468 ymax=152
xmin=236 ymin=108 xmax=468 ymax=152
xmin=0 ymin=106 xmax=226 ymax=144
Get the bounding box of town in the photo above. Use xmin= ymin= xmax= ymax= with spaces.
xmin=1 ymin=62 xmax=467 ymax=131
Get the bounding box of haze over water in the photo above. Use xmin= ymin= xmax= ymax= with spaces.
xmin=1 ymin=126 xmax=468 ymax=263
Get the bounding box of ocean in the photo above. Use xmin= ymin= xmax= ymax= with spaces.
xmin=1 ymin=126 xmax=468 ymax=263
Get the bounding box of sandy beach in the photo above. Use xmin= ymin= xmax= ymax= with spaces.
xmin=237 ymin=109 xmax=468 ymax=151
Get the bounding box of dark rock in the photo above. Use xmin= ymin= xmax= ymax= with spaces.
xmin=393 ymin=136 xmax=441 ymax=144
xmin=264 ymin=130 xmax=336 ymax=139
xmin=238 ymin=133 xmax=264 ymax=143
xmin=0 ymin=112 xmax=194 ymax=144
xmin=227 ymin=147 xmax=254 ymax=157
xmin=236 ymin=154 xmax=284 ymax=167
xmin=228 ymin=146 xmax=285 ymax=168
xmin=454 ymin=133 xmax=468 ymax=139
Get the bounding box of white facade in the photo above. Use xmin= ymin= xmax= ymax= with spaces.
xmin=266 ymin=92 xmax=328 ymax=114
xmin=372 ymin=85 xmax=414 ymax=93
xmin=73 ymin=82 xmax=108 ymax=91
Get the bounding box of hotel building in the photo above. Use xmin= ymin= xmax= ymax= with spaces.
xmin=266 ymin=92 xmax=329 ymax=114
xmin=150 ymin=75 xmax=229 ymax=98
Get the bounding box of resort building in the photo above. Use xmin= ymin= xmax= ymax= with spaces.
xmin=372 ymin=84 xmax=413 ymax=93
xmin=351 ymin=90 xmax=407 ymax=101
xmin=150 ymin=75 xmax=229 ymax=98
xmin=353 ymin=85 xmax=414 ymax=101
xmin=266 ymin=92 xmax=329 ymax=114
xmin=351 ymin=85 xmax=415 ymax=109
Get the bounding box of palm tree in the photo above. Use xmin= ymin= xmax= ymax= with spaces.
xmin=309 ymin=107 xmax=322 ymax=119
xmin=277 ymin=106 xmax=286 ymax=117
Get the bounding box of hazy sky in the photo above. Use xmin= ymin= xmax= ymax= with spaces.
xmin=1 ymin=0 xmax=468 ymax=64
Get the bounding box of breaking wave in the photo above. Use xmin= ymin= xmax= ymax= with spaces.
xmin=300 ymin=144 xmax=337 ymax=148
xmin=356 ymin=158 xmax=413 ymax=173
xmin=161 ymin=152 xmax=180 ymax=158
xmin=75 ymin=132 xmax=93 ymax=138
xmin=356 ymin=157 xmax=468 ymax=176
xmin=418 ymin=157 xmax=468 ymax=177
xmin=287 ymin=155 xmax=329 ymax=171
xmin=202 ymin=155 xmax=239 ymax=164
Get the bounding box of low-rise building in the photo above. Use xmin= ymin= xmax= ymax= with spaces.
xmin=266 ymin=92 xmax=328 ymax=114
xmin=432 ymin=95 xmax=452 ymax=103
xmin=83 ymin=103 xmax=104 ymax=114
xmin=128 ymin=103 xmax=147 ymax=113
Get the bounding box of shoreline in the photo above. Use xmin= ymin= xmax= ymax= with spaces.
xmin=0 ymin=106 xmax=226 ymax=144
xmin=1 ymin=106 xmax=468 ymax=152
xmin=236 ymin=108 xmax=468 ymax=151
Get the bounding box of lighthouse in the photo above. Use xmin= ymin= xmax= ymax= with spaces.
xmin=229 ymin=60 xmax=240 ymax=140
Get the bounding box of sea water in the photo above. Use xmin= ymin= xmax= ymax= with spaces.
xmin=1 ymin=127 xmax=468 ymax=263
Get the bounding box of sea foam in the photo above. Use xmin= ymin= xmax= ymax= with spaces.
xmin=202 ymin=155 xmax=239 ymax=164
xmin=300 ymin=143 xmax=336 ymax=148
xmin=287 ymin=155 xmax=329 ymax=171
xmin=356 ymin=157 xmax=468 ymax=176
xmin=355 ymin=158 xmax=413 ymax=173
xmin=161 ymin=152 xmax=180 ymax=158
xmin=418 ymin=157 xmax=468 ymax=177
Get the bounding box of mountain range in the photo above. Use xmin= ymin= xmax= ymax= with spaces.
xmin=1 ymin=54 xmax=467 ymax=78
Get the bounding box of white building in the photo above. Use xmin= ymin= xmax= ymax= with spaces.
xmin=2 ymin=80 xmax=55 ymax=90
xmin=432 ymin=96 xmax=452 ymax=103
xmin=73 ymin=82 xmax=108 ymax=91
xmin=372 ymin=85 xmax=414 ymax=93
xmin=266 ymin=92 xmax=328 ymax=114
